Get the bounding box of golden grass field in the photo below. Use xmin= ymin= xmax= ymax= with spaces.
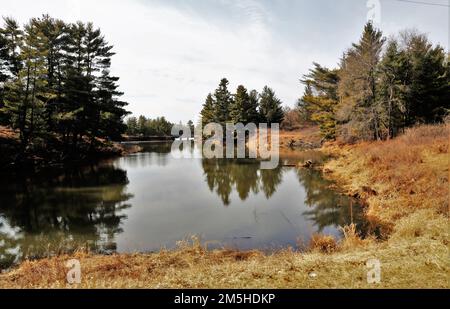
xmin=0 ymin=124 xmax=448 ymax=288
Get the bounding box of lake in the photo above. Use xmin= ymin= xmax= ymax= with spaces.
xmin=0 ymin=142 xmax=368 ymax=269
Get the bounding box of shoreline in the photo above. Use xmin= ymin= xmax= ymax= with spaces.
xmin=0 ymin=139 xmax=142 ymax=176
xmin=0 ymin=124 xmax=448 ymax=288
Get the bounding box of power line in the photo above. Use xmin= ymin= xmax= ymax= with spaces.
xmin=391 ymin=0 xmax=450 ymax=7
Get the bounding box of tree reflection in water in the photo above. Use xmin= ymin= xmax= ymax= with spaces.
xmin=202 ymin=158 xmax=372 ymax=238
xmin=0 ymin=146 xmax=376 ymax=269
xmin=0 ymin=164 xmax=132 ymax=269
xmin=201 ymin=159 xmax=283 ymax=205
xmin=296 ymin=168 xmax=369 ymax=234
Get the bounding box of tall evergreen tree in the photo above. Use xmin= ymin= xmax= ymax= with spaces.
xmin=337 ymin=22 xmax=385 ymax=140
xmin=230 ymin=85 xmax=250 ymax=124
xmin=0 ymin=18 xmax=23 ymax=124
xmin=400 ymin=31 xmax=449 ymax=124
xmin=259 ymin=86 xmax=284 ymax=125
xmin=0 ymin=29 xmax=9 ymax=119
xmin=377 ymin=40 xmax=410 ymax=138
xmin=200 ymin=93 xmax=215 ymax=126
xmin=296 ymin=85 xmax=313 ymax=124
xmin=247 ymin=89 xmax=260 ymax=123
xmin=137 ymin=115 xmax=147 ymax=135
xmin=33 ymin=15 xmax=67 ymax=131
xmin=126 ymin=116 xmax=138 ymax=135
xmin=3 ymin=18 xmax=49 ymax=149
xmin=213 ymin=78 xmax=233 ymax=125
xmin=300 ymin=63 xmax=339 ymax=140
xmin=95 ymin=70 xmax=129 ymax=141
xmin=0 ymin=18 xmax=23 ymax=78
xmin=57 ymin=21 xmax=89 ymax=147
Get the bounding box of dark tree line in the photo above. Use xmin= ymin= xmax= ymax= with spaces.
xmin=0 ymin=15 xmax=129 ymax=162
xmin=125 ymin=115 xmax=174 ymax=137
xmin=299 ymin=23 xmax=449 ymax=141
xmin=200 ymin=78 xmax=284 ymax=127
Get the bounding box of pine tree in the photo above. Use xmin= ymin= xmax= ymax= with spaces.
xmin=55 ymin=21 xmax=88 ymax=147
xmin=0 ymin=18 xmax=23 ymax=125
xmin=137 ymin=115 xmax=147 ymax=136
xmin=400 ymin=31 xmax=449 ymax=124
xmin=300 ymin=63 xmax=339 ymax=140
xmin=3 ymin=18 xmax=50 ymax=150
xmin=377 ymin=40 xmax=410 ymax=138
xmin=213 ymin=78 xmax=233 ymax=125
xmin=126 ymin=116 xmax=138 ymax=135
xmin=56 ymin=20 xmax=128 ymax=147
xmin=33 ymin=15 xmax=67 ymax=131
xmin=230 ymin=85 xmax=249 ymax=124
xmin=259 ymin=86 xmax=284 ymax=125
xmin=247 ymin=89 xmax=260 ymax=123
xmin=0 ymin=18 xmax=23 ymax=78
xmin=200 ymin=93 xmax=215 ymax=126
xmin=95 ymin=70 xmax=129 ymax=141
xmin=297 ymin=84 xmax=312 ymax=124
xmin=0 ymin=29 xmax=9 ymax=120
xmin=337 ymin=22 xmax=385 ymax=140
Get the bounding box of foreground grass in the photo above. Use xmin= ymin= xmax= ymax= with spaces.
xmin=1 ymin=124 xmax=448 ymax=288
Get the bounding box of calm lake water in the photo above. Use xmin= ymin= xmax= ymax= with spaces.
xmin=0 ymin=142 xmax=368 ymax=269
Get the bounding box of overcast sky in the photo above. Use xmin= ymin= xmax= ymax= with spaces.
xmin=1 ymin=0 xmax=448 ymax=123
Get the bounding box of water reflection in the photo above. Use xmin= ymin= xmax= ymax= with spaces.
xmin=0 ymin=143 xmax=372 ymax=269
xmin=296 ymin=169 xmax=368 ymax=234
xmin=201 ymin=159 xmax=366 ymax=228
xmin=121 ymin=142 xmax=173 ymax=168
xmin=201 ymin=159 xmax=283 ymax=205
xmin=0 ymin=165 xmax=132 ymax=268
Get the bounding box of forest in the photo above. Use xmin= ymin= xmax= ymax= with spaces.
xmin=297 ymin=22 xmax=449 ymax=142
xmin=0 ymin=15 xmax=129 ymax=166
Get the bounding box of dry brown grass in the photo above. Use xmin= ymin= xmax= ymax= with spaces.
xmin=279 ymin=126 xmax=322 ymax=148
xmin=309 ymin=234 xmax=338 ymax=254
xmin=323 ymin=124 xmax=449 ymax=224
xmin=1 ymin=124 xmax=448 ymax=288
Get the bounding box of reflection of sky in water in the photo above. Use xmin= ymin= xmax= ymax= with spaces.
xmin=114 ymin=144 xmax=364 ymax=252
xmin=0 ymin=143 xmax=367 ymax=268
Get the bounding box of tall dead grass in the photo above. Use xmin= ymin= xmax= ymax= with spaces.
xmin=324 ymin=124 xmax=449 ymax=224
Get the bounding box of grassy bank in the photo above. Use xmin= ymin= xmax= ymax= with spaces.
xmin=0 ymin=124 xmax=448 ymax=288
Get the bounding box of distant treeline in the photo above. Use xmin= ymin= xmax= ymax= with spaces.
xmin=126 ymin=116 xmax=172 ymax=137
xmin=297 ymin=22 xmax=449 ymax=142
xmin=200 ymin=78 xmax=284 ymax=127
xmin=0 ymin=15 xmax=129 ymax=162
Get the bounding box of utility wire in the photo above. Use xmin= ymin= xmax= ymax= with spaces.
xmin=391 ymin=0 xmax=450 ymax=7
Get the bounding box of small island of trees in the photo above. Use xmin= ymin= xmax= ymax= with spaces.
xmin=200 ymin=78 xmax=284 ymax=127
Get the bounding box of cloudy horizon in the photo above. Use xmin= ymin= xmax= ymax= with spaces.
xmin=1 ymin=0 xmax=448 ymax=123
